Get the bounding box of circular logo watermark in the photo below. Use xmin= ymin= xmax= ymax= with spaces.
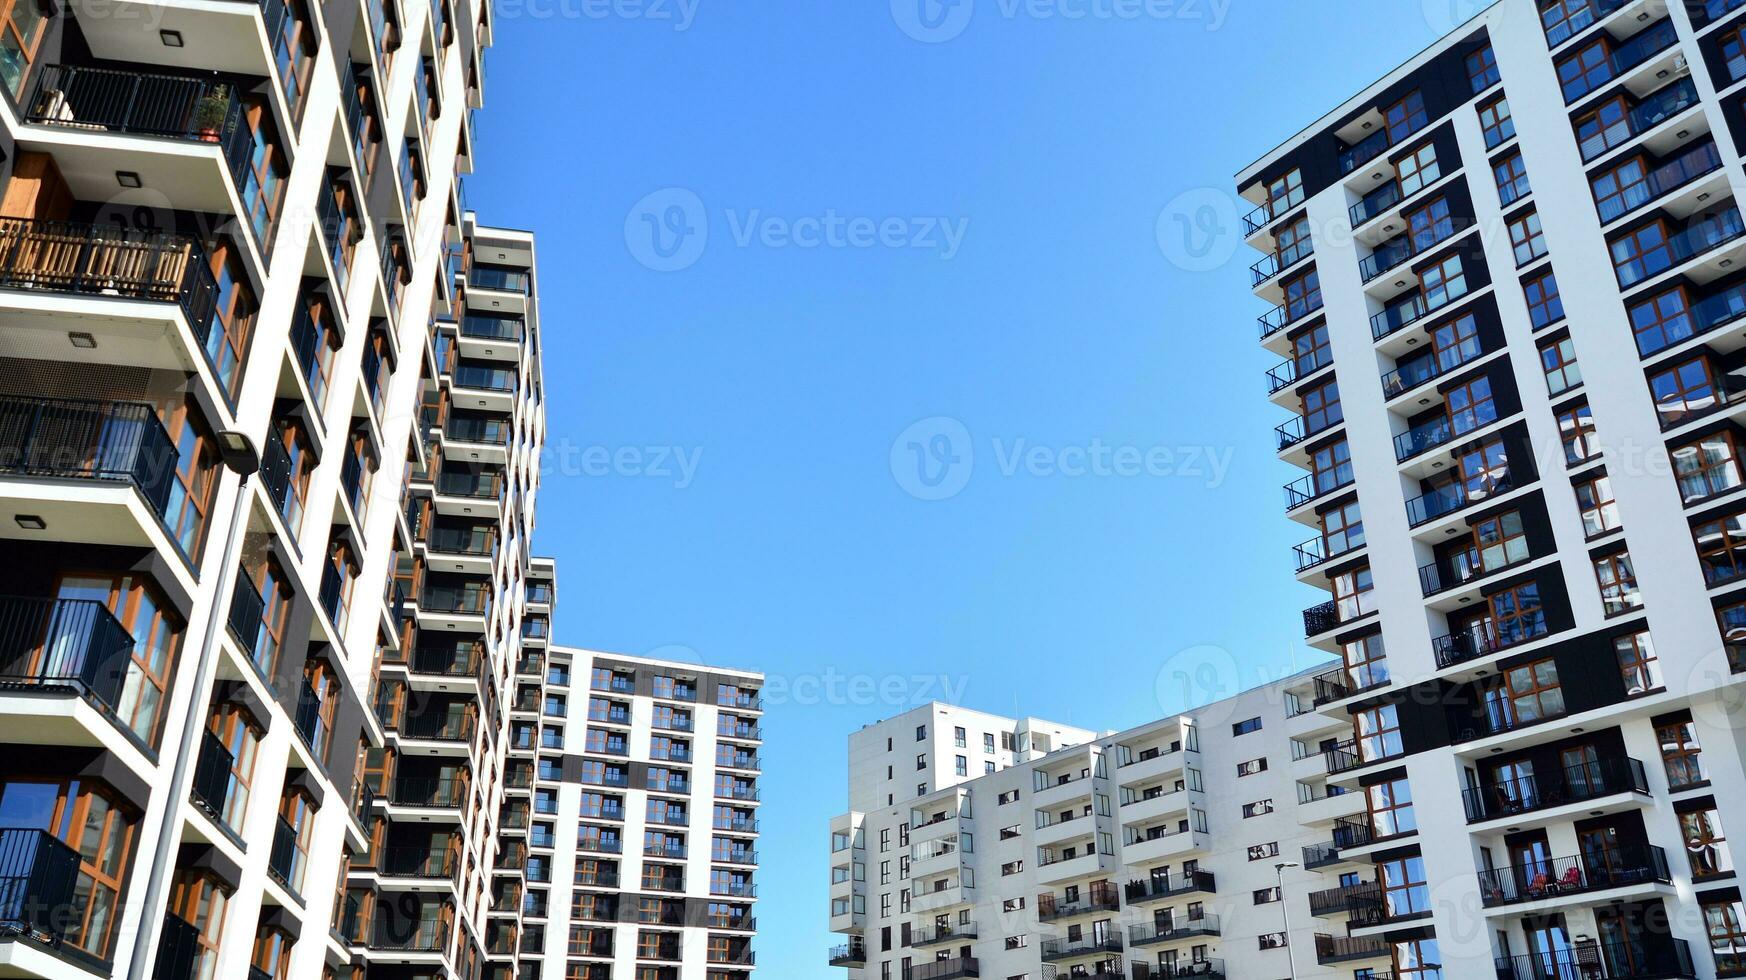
xmin=1420 ymin=0 xmax=1491 ymax=34
xmin=625 ymin=187 xmax=709 ymax=272
xmin=1156 ymin=186 xmax=1239 ymax=273
xmin=890 ymin=416 xmax=974 ymax=501
xmin=1153 ymin=644 xmax=1241 ymax=724
xmin=891 ymin=0 xmax=975 ymax=42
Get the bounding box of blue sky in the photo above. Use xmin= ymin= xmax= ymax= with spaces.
xmin=467 ymin=0 xmax=1454 ymax=971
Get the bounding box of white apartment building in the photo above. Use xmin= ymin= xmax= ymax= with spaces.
xmin=508 ymin=645 xmax=763 ymax=980
xmin=1233 ymin=0 xmax=1746 ymax=976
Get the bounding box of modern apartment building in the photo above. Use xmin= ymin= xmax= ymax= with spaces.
xmin=1236 ymin=0 xmax=1746 ymax=976
xmin=505 ymin=645 xmax=764 ymax=980
xmin=0 ymin=0 xmax=558 ymax=974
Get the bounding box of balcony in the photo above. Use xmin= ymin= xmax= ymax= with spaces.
xmin=1635 ymin=279 xmax=1746 ymax=357
xmin=1129 ymin=914 xmax=1220 ymax=946
xmin=0 ymin=595 xmax=137 ymax=720
xmin=1315 ymin=933 xmax=1391 ymax=965
xmin=0 ymin=395 xmax=181 ymax=537
xmin=1041 ymin=936 xmax=1123 ymax=962
xmin=1284 ymin=469 xmax=1354 ymax=512
xmin=1597 ymin=140 xmax=1724 ymax=225
xmin=1407 ymin=470 xmax=1516 ymax=528
xmin=1350 ymin=180 xmax=1404 ymax=228
xmin=375 ymin=845 xmax=459 ymax=882
xmin=1616 ymin=208 xmax=1746 ymax=290
xmin=1544 ymin=0 xmax=1629 ymax=46
xmin=911 ymin=956 xmax=978 ymax=980
xmin=0 ymin=827 xmax=80 ymax=944
xmin=828 ymin=941 xmax=866 ymax=968
xmin=1293 ymin=533 xmax=1362 ymax=573
xmin=1360 ymin=217 xmax=1462 ymax=284
xmin=1581 ymin=77 xmax=1701 ymax=162
xmin=1394 ymin=414 xmax=1465 ymax=463
xmin=189 ymin=727 xmax=235 ymax=823
xmin=1496 ymin=940 xmax=1694 ymax=980
xmin=1038 ymin=890 xmax=1120 ymax=922
xmin=1463 ymin=757 xmax=1649 ymax=823
xmin=1381 ymin=337 xmax=1485 ymax=400
xmin=1124 ymin=870 xmax=1215 ymax=904
xmin=1430 ymin=612 xmax=1549 ymax=669
xmin=388 ymin=775 xmax=468 ymax=810
xmin=1339 ymin=129 xmax=1393 ymax=176
xmin=1311 ymin=665 xmax=1384 ymax=706
xmin=1307 ymin=880 xmax=1382 ymax=917
xmin=1250 ymin=238 xmax=1314 ymax=286
xmin=1134 ymin=959 xmax=1224 ymax=980
xmin=1478 ymin=844 xmax=1669 ymax=907
xmin=0 ymin=218 xmax=237 ymax=397
xmin=1561 ymin=17 xmax=1679 ymax=103
xmin=911 ymin=924 xmax=977 ymax=948
xmin=1258 ymin=293 xmax=1324 ymax=341
xmin=1303 ymin=600 xmax=1339 ymax=637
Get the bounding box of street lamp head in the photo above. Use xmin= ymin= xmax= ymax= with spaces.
xmin=1275 ymin=861 xmax=1300 ymax=870
xmin=214 ymin=431 xmax=260 ymax=476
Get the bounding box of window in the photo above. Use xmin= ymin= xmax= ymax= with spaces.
xmin=1658 ymin=715 xmax=1707 ymax=789
xmin=1492 ymin=582 xmax=1548 ymax=646
xmin=1367 ymin=777 xmax=1416 ymax=838
xmin=1311 ymin=439 xmax=1353 ymax=495
xmin=1508 ymin=209 xmax=1547 ymax=265
xmin=252 ymin=926 xmax=294 ymax=980
xmin=1253 ymin=886 xmax=1281 ymax=904
xmin=302 ymin=659 xmax=339 ymax=761
xmin=1302 ymin=379 xmax=1341 ymax=435
xmin=1236 ymin=758 xmax=1267 ymax=777
xmin=1594 ymin=551 xmax=1642 ymax=616
xmin=1557 ymin=36 xmax=1613 ymax=101
xmin=953 ymin=726 xmax=966 ymax=747
xmin=1610 ymin=220 xmax=1673 ymax=288
xmin=1472 ymin=510 xmax=1529 ymax=572
xmin=1479 ymin=95 xmax=1514 ymax=148
xmin=1695 ymin=507 xmax=1746 ymax=585
xmin=1593 ymin=156 xmax=1649 ymax=223
xmin=1232 ymin=718 xmax=1262 ymax=736
xmin=1420 ymin=254 xmax=1467 ymax=309
xmin=1541 ymin=0 xmax=1597 ymax=45
xmin=1405 ymin=195 xmax=1454 ymax=252
xmin=1355 ymin=704 xmax=1402 ymax=762
xmin=1379 ymin=854 xmax=1430 ymax=917
xmin=209 ymin=705 xmax=262 ymax=831
xmin=1724 ymin=25 xmax=1746 ymax=82
xmin=1629 ymin=286 xmax=1693 ymax=356
xmin=1385 ymin=91 xmax=1427 ymax=142
xmin=1615 ymin=631 xmax=1661 ymax=695
xmin=1342 ymin=633 xmax=1389 ymax=690
xmin=1293 ymin=323 xmax=1332 ymax=376
xmin=1467 ymin=44 xmax=1499 ymax=92
xmin=168 ymin=870 xmax=228 ymax=979
xmin=1242 ymin=799 xmax=1273 ymax=818
xmin=204 ymin=240 xmax=258 ymax=398
xmin=1282 ymin=267 xmax=1321 ymax=320
xmin=1397 ymin=937 xmax=1443 ymax=980
xmin=1447 ymin=376 xmax=1497 ymax=436
xmin=277 ymin=788 xmax=315 ymax=894
xmin=1652 ymin=356 xmax=1727 ymax=429
xmin=0 ymin=780 xmax=140 ymax=958
xmin=1674 ymin=432 xmax=1744 ymax=504
xmin=954 ymin=756 xmax=967 ymax=776
xmin=1332 ymin=565 xmax=1374 ymax=622
xmin=1576 ymin=94 xmax=1630 ymax=160
xmin=159 ymin=399 xmax=218 ymax=559
xmin=1539 ymin=336 xmax=1580 ymax=395
xmin=1681 ymin=804 xmax=1733 ymax=878
xmin=1246 ymin=842 xmax=1279 ymax=862
xmin=1523 ymin=269 xmax=1563 ymax=329
xmin=1575 ymin=473 xmax=1619 ymax=537
xmin=915 ymin=725 xmax=926 ymax=741
xmin=1320 ymin=500 xmax=1364 ymax=557
xmin=997 ymin=789 xmax=1019 ymax=805
xmin=1557 ymin=402 xmax=1598 ymax=465
xmin=245 ymin=556 xmax=292 ymax=679
xmin=1486 ymin=657 xmax=1563 ymax=729
xmin=915 ymin=754 xmax=927 ymax=771
xmin=1494 ymin=151 xmax=1530 ymax=206
xmin=1705 ymin=897 xmax=1746 ymax=977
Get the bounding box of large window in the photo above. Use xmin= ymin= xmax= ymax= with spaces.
xmin=1479 ymin=95 xmax=1514 ymax=148
xmin=0 ymin=779 xmax=137 ymax=959
xmin=54 ymin=574 xmax=183 ymax=746
xmin=1628 ymin=286 xmax=1693 ymax=356
xmin=1705 ymin=897 xmax=1746 ymax=977
xmin=1311 ymin=440 xmax=1352 ymax=496
xmin=1406 ymin=196 xmax=1453 ymax=252
xmin=1333 ymin=566 xmax=1374 ymax=623
xmin=1354 ymin=703 xmax=1401 ymax=762
xmin=204 ymin=242 xmax=257 ymax=398
xmin=1321 ymin=500 xmax=1363 ymax=556
xmin=1523 ymin=269 xmax=1563 ymax=330
xmin=1395 ymin=937 xmax=1443 ymax=980
xmin=272 ymin=0 xmax=316 ymax=121
xmin=1558 ymin=36 xmax=1613 ymax=101
xmin=1594 ymin=551 xmax=1642 ymax=617
xmin=1472 ymin=510 xmax=1529 ymax=573
xmin=1493 ymin=583 xmax=1547 ymax=646
xmin=210 ymin=705 xmax=261 ymax=831
xmin=1508 ymin=209 xmax=1547 ymax=265
xmin=1367 ymin=777 xmax=1415 ymax=838
xmin=1615 ymin=630 xmax=1661 ymax=695
xmin=1673 ymin=432 xmax=1743 ymax=504
xmin=1485 ymin=657 xmax=1562 ymax=730
xmin=1539 ymin=336 xmax=1581 ymax=396
xmin=1447 ymin=376 xmax=1497 ymax=436
xmin=1542 ymin=0 xmax=1598 ymax=45
xmin=168 ymin=870 xmax=229 ymax=980
xmin=1385 ymin=91 xmax=1427 ymax=143
xmin=1681 ymin=804 xmax=1733 ymax=879
xmin=1293 ymin=324 xmax=1330 ymax=377
xmin=1378 ymin=854 xmax=1429 ymax=918
xmin=1650 ymin=356 xmax=1721 ymax=428
xmin=278 ymin=788 xmax=316 ymax=894
xmin=1397 ymin=142 xmax=1440 ymax=197
xmin=1557 ymin=402 xmax=1598 ymax=465
xmin=1266 ymin=169 xmax=1303 ymax=219
xmin=1342 ymin=634 xmax=1388 ymax=690
xmin=1575 ymin=473 xmax=1618 ymax=537
xmin=1610 ymin=220 xmax=1672 ymax=287
xmin=1658 ymin=715 xmax=1707 ymax=790
xmin=1282 ymin=267 xmax=1321 ymax=321
xmin=1420 ymin=254 xmax=1467 ymax=309
xmin=1494 ymin=151 xmax=1530 ymax=206
xmin=1696 ymin=508 xmax=1746 ymax=586
xmin=303 ymin=659 xmax=339 ymax=762
xmin=1467 ymin=45 xmax=1499 ymax=92
xmin=1592 ymin=156 xmax=1649 ymax=223
xmin=1302 ymin=379 xmax=1341 ymax=435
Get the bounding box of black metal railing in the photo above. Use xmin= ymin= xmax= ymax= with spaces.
xmin=1303 ymin=599 xmax=1338 ymax=636
xmin=1315 ymin=933 xmax=1390 ymax=964
xmin=390 ymin=775 xmax=467 ymax=808
xmin=0 ymin=595 xmax=136 ymax=715
xmin=0 ymin=827 xmax=80 ymax=940
xmin=1478 ymin=844 xmax=1669 ymax=906
xmin=912 ymin=924 xmax=978 ymax=946
xmin=377 ymin=844 xmax=457 ymax=879
xmin=1431 ymin=611 xmax=1548 ymax=668
xmin=267 ymin=817 xmax=300 ymax=894
xmin=189 ymin=727 xmax=235 ymax=823
xmin=1129 ymin=914 xmax=1220 ymax=945
xmin=1123 ymin=870 xmax=1215 ymax=902
xmin=225 ymin=573 xmax=266 ymax=665
xmin=1495 ymin=939 xmax=1694 ymax=980
xmin=910 ymin=956 xmax=979 ymax=980
xmin=154 ymin=911 xmax=207 ymax=980
xmin=1463 ymin=757 xmax=1649 ymax=822
xmin=1140 ymin=958 xmax=1224 ymax=979
xmin=434 ymin=469 xmax=499 ymax=498
xmin=1307 ymin=880 xmax=1381 ymax=916
xmin=1041 ymin=936 xmax=1123 ymax=961
xmin=258 ymin=434 xmax=294 ymax=526
xmin=0 ymin=396 xmax=179 ymax=518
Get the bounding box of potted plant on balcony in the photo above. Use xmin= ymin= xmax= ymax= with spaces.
xmin=194 ymin=85 xmax=231 ymax=142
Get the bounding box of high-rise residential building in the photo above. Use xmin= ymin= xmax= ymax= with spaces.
xmin=0 ymin=0 xmax=560 ymax=975
xmin=829 ymin=4 xmax=1746 ymax=978
xmin=1236 ymin=0 xmax=1746 ymax=975
xmin=505 ymin=645 xmax=764 ymax=980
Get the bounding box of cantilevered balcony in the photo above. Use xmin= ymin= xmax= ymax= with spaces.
xmin=1038 ymin=888 xmax=1120 ymax=922
xmin=1040 ymin=936 xmax=1122 ymax=962
xmin=1580 ymin=77 xmax=1701 ymax=162
xmin=1613 ymin=209 xmax=1746 ymax=290
xmin=1124 ymin=870 xmax=1215 ymax=905
xmin=0 ymin=595 xmax=136 ymax=723
xmin=1463 ymin=757 xmax=1649 ymax=823
xmin=1596 ymin=140 xmax=1723 ymax=225
xmin=1315 ymin=933 xmax=1391 ymax=965
xmin=911 ymin=924 xmax=977 ymax=948
xmin=1307 ymin=880 xmax=1382 ymax=917
xmin=1559 ymin=16 xmax=1679 ymax=104
xmin=910 ymin=956 xmax=978 ymax=980
xmin=0 ymin=396 xmax=181 ymax=542
xmin=1496 ymin=940 xmax=1693 ymax=979
xmin=1133 ymin=958 xmax=1224 ymax=980
xmin=1431 ymin=612 xmax=1549 ymax=669
xmin=0 ymin=827 xmax=81 ymax=946
xmin=1128 ymin=914 xmax=1220 ymax=946
xmin=1407 ymin=470 xmax=1516 ymax=529
xmin=828 ymin=940 xmax=866 ymax=968
xmin=1477 ymin=844 xmax=1670 ymax=907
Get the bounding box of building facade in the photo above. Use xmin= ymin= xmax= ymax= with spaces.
xmin=0 ymin=0 xmax=560 ymax=974
xmin=506 ymin=645 xmax=763 ymax=980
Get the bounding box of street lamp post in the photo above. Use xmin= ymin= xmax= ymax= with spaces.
xmin=126 ymin=431 xmax=260 ymax=980
xmin=1276 ymin=860 xmax=1301 ymax=978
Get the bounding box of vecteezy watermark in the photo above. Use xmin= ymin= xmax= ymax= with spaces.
xmin=495 ymin=0 xmax=701 ymax=28
xmin=1156 ymin=186 xmax=1240 ymax=273
xmin=890 ymin=0 xmax=1231 ymax=42
xmin=625 ymin=188 xmax=969 ymax=271
xmin=539 ymin=440 xmax=704 ymax=489
xmin=889 ymin=416 xmax=1235 ymax=501
xmin=765 ymin=668 xmax=971 ymax=708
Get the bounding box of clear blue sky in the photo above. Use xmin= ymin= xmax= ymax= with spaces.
xmin=467 ymin=0 xmax=1450 ymax=971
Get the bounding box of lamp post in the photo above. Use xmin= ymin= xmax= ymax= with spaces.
xmin=127 ymin=431 xmax=259 ymax=980
xmin=1276 ymin=860 xmax=1301 ymax=978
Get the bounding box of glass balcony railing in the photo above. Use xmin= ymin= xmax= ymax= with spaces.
xmin=1359 ymin=216 xmax=1460 ymax=283
xmin=1406 ymin=470 xmax=1514 ymax=528
xmin=1338 ymin=129 xmax=1393 ymax=176
xmin=1431 ymin=609 xmax=1549 ymax=668
xmin=469 ymin=266 xmax=531 ymax=294
xmin=1580 ymin=77 xmax=1700 ymax=162
xmin=1372 ymin=276 xmax=1470 ymax=340
xmin=1636 ymin=280 xmax=1746 ymax=357
xmin=1249 ymin=238 xmax=1315 ymax=285
xmin=1560 ymin=18 xmax=1679 ymax=104
xmin=1598 ymin=141 xmax=1723 ymax=224
xmin=1380 ymin=337 xmax=1484 ymax=399
xmin=1393 ymin=415 xmax=1455 ymax=462
xmin=1544 ymin=0 xmax=1628 ymax=47
xmin=1258 ymin=293 xmax=1324 ymax=340
xmin=1349 ymin=180 xmax=1404 ymax=228
xmin=451 ymin=364 xmax=516 ymax=392
xmin=1616 ymin=209 xmax=1745 ymax=289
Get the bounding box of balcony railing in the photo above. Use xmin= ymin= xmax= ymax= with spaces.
xmin=1136 ymin=959 xmax=1224 ymax=980
xmin=190 ymin=727 xmax=235 ymax=823
xmin=1544 ymin=0 xmax=1628 ymax=46
xmin=912 ymin=924 xmax=978 ymax=947
xmin=910 ymin=957 xmax=979 ymax=980
xmin=0 ymin=396 xmax=179 ymax=518
xmin=1372 ymin=275 xmax=1471 ymax=340
xmin=1312 ymin=665 xmax=1384 ymax=705
xmin=1616 ymin=209 xmax=1746 ymax=290
xmin=1307 ymin=880 xmax=1382 ymax=916
xmin=155 ymin=911 xmax=209 ymax=980
xmin=469 ymin=266 xmax=531 ymax=293
xmin=1315 ymin=933 xmax=1391 ymax=965
xmin=1581 ymin=77 xmax=1700 ymax=162
xmin=1350 ymin=179 xmax=1405 ymax=228
xmin=1303 ymin=599 xmax=1338 ymax=637
xmin=0 ymin=827 xmax=80 ymax=941
xmin=419 ymin=585 xmax=488 ymax=615
xmin=1258 ymin=293 xmax=1324 ymax=340
xmin=434 ymin=470 xmax=499 ymax=499
xmin=1431 ymin=611 xmax=1548 ymax=669
xmin=1394 ymin=415 xmax=1455 ymax=462
xmin=1129 ymin=914 xmax=1220 ymax=945
xmin=1478 ymin=844 xmax=1669 ymax=906
xmin=1041 ymin=937 xmax=1123 ymax=962
xmin=1293 ymin=534 xmax=1361 ymax=572
xmin=411 ymin=645 xmax=477 ymax=676
xmin=1339 ymin=129 xmax=1393 ymax=175
xmin=1407 ymin=470 xmax=1515 ymax=528
xmin=444 ymin=416 xmax=510 ymax=445
xmin=1381 ymin=337 xmax=1484 ymax=399
xmin=376 ymin=845 xmax=458 ymax=880
xmin=1463 ymin=757 xmax=1649 ymax=822
xmin=389 ymin=775 xmax=468 ymax=808
xmin=1123 ymin=870 xmax=1215 ymax=903
xmin=1284 ymin=469 xmax=1353 ymax=511
xmin=1560 ymin=17 xmax=1679 ymax=103
xmin=267 ymin=817 xmax=299 ymax=894
xmin=1359 ymin=216 xmax=1461 ymax=283
xmin=1495 ymin=939 xmax=1694 ymax=980
xmin=829 ymin=941 xmax=867 ymax=966
xmin=1249 ymin=238 xmax=1315 ymax=285
xmin=1598 ymin=140 xmax=1723 ymax=224
xmin=0 ymin=595 xmax=137 ymax=715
